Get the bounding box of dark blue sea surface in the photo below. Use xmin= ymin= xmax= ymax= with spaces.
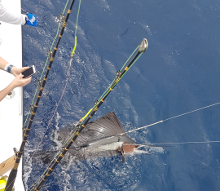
xmin=22 ymin=0 xmax=220 ymax=190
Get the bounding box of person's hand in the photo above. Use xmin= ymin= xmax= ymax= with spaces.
xmin=26 ymin=14 xmax=37 ymax=27
xmin=11 ymin=66 xmax=29 ymax=77
xmin=10 ymin=74 xmax=32 ymax=89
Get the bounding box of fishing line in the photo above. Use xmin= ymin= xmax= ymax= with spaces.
xmin=29 ymin=1 xmax=82 ymax=190
xmin=147 ymin=141 xmax=220 ymax=145
xmin=80 ymin=45 xmax=140 ymax=123
xmin=56 ymin=44 xmax=143 ymax=152
xmin=30 ymin=42 xmax=144 ymax=191
xmin=121 ymin=102 xmax=220 ymax=135
xmin=125 ymin=141 xmax=220 ymax=147
xmin=32 ymin=39 xmax=148 ymax=190
xmin=32 ymin=59 xmax=72 ymax=155
xmin=32 ymin=0 xmax=81 ymax=154
xmin=54 ymin=41 xmax=146 ymax=152
xmin=23 ymin=0 xmax=70 ymax=129
xmin=29 ymin=52 xmax=219 ymax=190
xmin=21 ymin=8 xmax=28 ymax=15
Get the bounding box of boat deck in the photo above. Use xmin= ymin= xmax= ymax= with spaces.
xmin=0 ymin=0 xmax=24 ymax=190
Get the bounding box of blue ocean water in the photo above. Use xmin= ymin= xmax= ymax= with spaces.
xmin=22 ymin=0 xmax=220 ymax=190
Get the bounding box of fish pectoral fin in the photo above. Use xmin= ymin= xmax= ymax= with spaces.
xmin=118 ymin=150 xmax=125 ymax=163
xmin=121 ymin=154 xmax=125 ymax=163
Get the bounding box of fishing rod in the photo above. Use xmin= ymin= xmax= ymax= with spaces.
xmin=32 ymin=38 xmax=148 ymax=190
xmin=5 ymin=1 xmax=77 ymax=190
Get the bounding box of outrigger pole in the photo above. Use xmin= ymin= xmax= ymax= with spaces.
xmin=33 ymin=38 xmax=148 ymax=191
xmin=5 ymin=0 xmax=77 ymax=190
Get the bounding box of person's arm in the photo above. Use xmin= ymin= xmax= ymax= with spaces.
xmin=0 ymin=0 xmax=37 ymax=26
xmin=0 ymin=56 xmax=30 ymax=76
xmin=0 ymin=74 xmax=31 ymax=102
xmin=0 ymin=56 xmax=9 ymax=70
xmin=0 ymin=0 xmax=26 ymax=25
xmin=0 ymin=57 xmax=32 ymax=101
xmin=0 ymin=80 xmax=14 ymax=101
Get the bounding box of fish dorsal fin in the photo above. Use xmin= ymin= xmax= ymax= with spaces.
xmin=75 ymin=112 xmax=125 ymax=145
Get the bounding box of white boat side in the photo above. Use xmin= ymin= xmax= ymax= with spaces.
xmin=0 ymin=0 xmax=24 ymax=190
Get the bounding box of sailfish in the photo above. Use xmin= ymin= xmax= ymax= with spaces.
xmin=39 ymin=112 xmax=161 ymax=164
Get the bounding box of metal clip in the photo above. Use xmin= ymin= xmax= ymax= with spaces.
xmin=38 ymin=79 xmax=43 ymax=87
xmin=13 ymin=147 xmax=18 ymax=156
xmin=94 ymin=100 xmax=99 ymax=105
xmin=29 ymin=105 xmax=34 ymax=112
xmin=116 ymin=70 xmax=121 ymax=77
xmin=76 ymin=125 xmax=81 ymax=132
xmin=59 ymin=14 xmax=66 ymax=24
xmin=47 ymin=50 xmax=53 ymax=57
